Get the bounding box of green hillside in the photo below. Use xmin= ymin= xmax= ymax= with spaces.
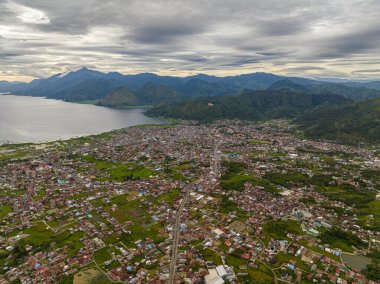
xmin=137 ymin=82 xmax=183 ymax=104
xmin=147 ymin=89 xmax=351 ymax=122
xmin=98 ymin=83 xmax=185 ymax=107
xmin=97 ymin=87 xmax=139 ymax=107
xmin=307 ymin=83 xmax=380 ymax=101
xmin=298 ymin=98 xmax=380 ymax=143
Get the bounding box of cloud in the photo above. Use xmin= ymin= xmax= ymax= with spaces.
xmin=19 ymin=67 xmax=49 ymax=78
xmin=5 ymin=2 xmax=50 ymax=24
xmin=317 ymin=26 xmax=380 ymax=58
xmin=285 ymin=66 xmax=326 ymax=72
xmin=128 ymin=22 xmax=205 ymax=44
xmin=352 ymin=69 xmax=380 ymax=75
xmin=0 ymin=0 xmax=380 ymax=80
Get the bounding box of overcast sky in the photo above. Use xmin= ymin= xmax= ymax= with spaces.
xmin=1 ymin=0 xmax=380 ymax=82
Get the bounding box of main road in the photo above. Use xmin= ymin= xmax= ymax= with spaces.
xmin=168 ymin=186 xmax=191 ymax=284
xmin=169 ymin=132 xmax=222 ymax=283
xmin=211 ymin=134 xmax=223 ymax=180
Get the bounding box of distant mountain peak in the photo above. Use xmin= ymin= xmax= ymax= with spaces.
xmin=267 ymin=79 xmax=310 ymax=92
xmin=57 ymin=67 xmax=89 ymax=78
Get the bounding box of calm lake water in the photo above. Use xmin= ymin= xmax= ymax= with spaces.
xmin=0 ymin=94 xmax=165 ymax=144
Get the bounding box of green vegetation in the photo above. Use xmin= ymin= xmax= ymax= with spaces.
xmin=105 ymin=195 xmax=162 ymax=243
xmin=220 ymin=161 xmax=256 ymax=192
xmin=275 ymin=252 xmax=310 ymax=271
xmin=109 ymin=195 xmax=150 ymax=223
xmin=263 ymin=220 xmax=303 ymax=240
xmin=98 ymin=83 xmax=183 ymax=107
xmin=198 ymin=247 xmax=223 ymax=265
xmin=364 ymin=262 xmax=380 ymax=281
xmin=75 ymin=99 xmax=100 ymax=105
xmin=221 ymin=174 xmax=256 ymax=192
xmin=361 ymin=169 xmax=380 ymax=181
xmin=220 ymin=196 xmax=247 ymax=221
xmin=0 ymin=150 xmax=31 ymax=163
xmin=147 ymin=89 xmax=351 ymax=122
xmin=265 ymin=172 xmax=309 ymax=185
xmin=57 ymin=274 xmax=74 ymax=284
xmin=117 ymin=105 xmax=153 ymax=109
xmin=55 ymin=231 xmax=85 ymax=258
xmin=0 ymin=205 xmax=12 ymax=218
xmin=307 ymin=82 xmax=380 ymax=101
xmin=23 ymin=222 xmax=57 ymax=247
xmin=316 ymin=184 xmax=377 ymax=229
xmin=247 ymin=138 xmax=271 ymax=144
xmin=163 ymin=167 xmax=186 ymax=180
xmin=357 ymin=200 xmax=380 ymax=231
xmin=365 ymin=251 xmax=380 ymax=280
xmin=244 ymin=264 xmax=274 ymax=284
xmin=225 ymin=254 xmax=247 ymax=268
xmin=320 ymin=228 xmax=364 ymax=252
xmin=93 ymin=247 xmax=115 ymax=264
xmin=132 ymin=124 xmax=174 ymax=129
xmin=298 ymin=97 xmax=380 ymax=143
xmin=324 ymin=186 xmax=372 ymax=205
xmin=83 ymin=155 xmax=153 ymax=181
xmin=11 ymin=222 xmax=84 ymax=262
xmin=149 ymin=188 xmax=181 ymax=205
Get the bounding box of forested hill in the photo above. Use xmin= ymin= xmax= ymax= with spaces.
xmin=146 ymin=89 xmax=352 ymax=122
xmin=97 ymin=83 xmax=183 ymax=107
xmin=297 ymin=98 xmax=380 ymax=143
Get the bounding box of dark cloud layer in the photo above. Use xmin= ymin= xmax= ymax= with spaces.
xmin=0 ymin=0 xmax=380 ymax=81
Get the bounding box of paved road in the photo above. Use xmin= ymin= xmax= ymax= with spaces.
xmin=212 ymin=136 xmax=223 ymax=179
xmin=169 ymin=133 xmax=221 ymax=283
xmin=168 ymin=186 xmax=191 ymax=284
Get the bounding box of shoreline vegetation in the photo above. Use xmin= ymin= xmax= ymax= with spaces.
xmin=75 ymin=99 xmax=154 ymax=109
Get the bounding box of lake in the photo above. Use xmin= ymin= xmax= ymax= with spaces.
xmin=0 ymin=94 xmax=165 ymax=144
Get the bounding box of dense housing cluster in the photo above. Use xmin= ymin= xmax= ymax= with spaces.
xmin=0 ymin=120 xmax=379 ymax=284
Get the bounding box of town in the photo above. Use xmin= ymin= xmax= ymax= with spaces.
xmin=0 ymin=120 xmax=379 ymax=284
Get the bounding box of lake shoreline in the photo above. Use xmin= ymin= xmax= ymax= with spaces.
xmin=0 ymin=94 xmax=166 ymax=145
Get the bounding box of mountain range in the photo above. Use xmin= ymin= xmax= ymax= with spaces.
xmin=2 ymin=67 xmax=380 ymax=104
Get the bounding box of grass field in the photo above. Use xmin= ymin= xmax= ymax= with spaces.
xmin=247 ymin=138 xmax=272 ymax=144
xmin=0 ymin=205 xmax=12 ymax=218
xmin=262 ymin=220 xmax=303 ymax=242
xmin=244 ymin=264 xmax=274 ymax=284
xmin=74 ymin=268 xmax=112 ymax=284
xmin=105 ymin=195 xmax=163 ymax=242
xmin=198 ymin=247 xmax=223 ymax=265
xmin=148 ymin=188 xmax=181 ymax=205
xmin=83 ymin=155 xmax=154 ymax=181
xmin=0 ymin=150 xmax=31 ymax=162
xmin=225 ymin=254 xmax=247 ymax=268
xmin=22 ymin=222 xmax=84 ymax=257
xmin=93 ymin=247 xmax=115 ymax=264
xmin=220 ymin=173 xmax=256 ymax=192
